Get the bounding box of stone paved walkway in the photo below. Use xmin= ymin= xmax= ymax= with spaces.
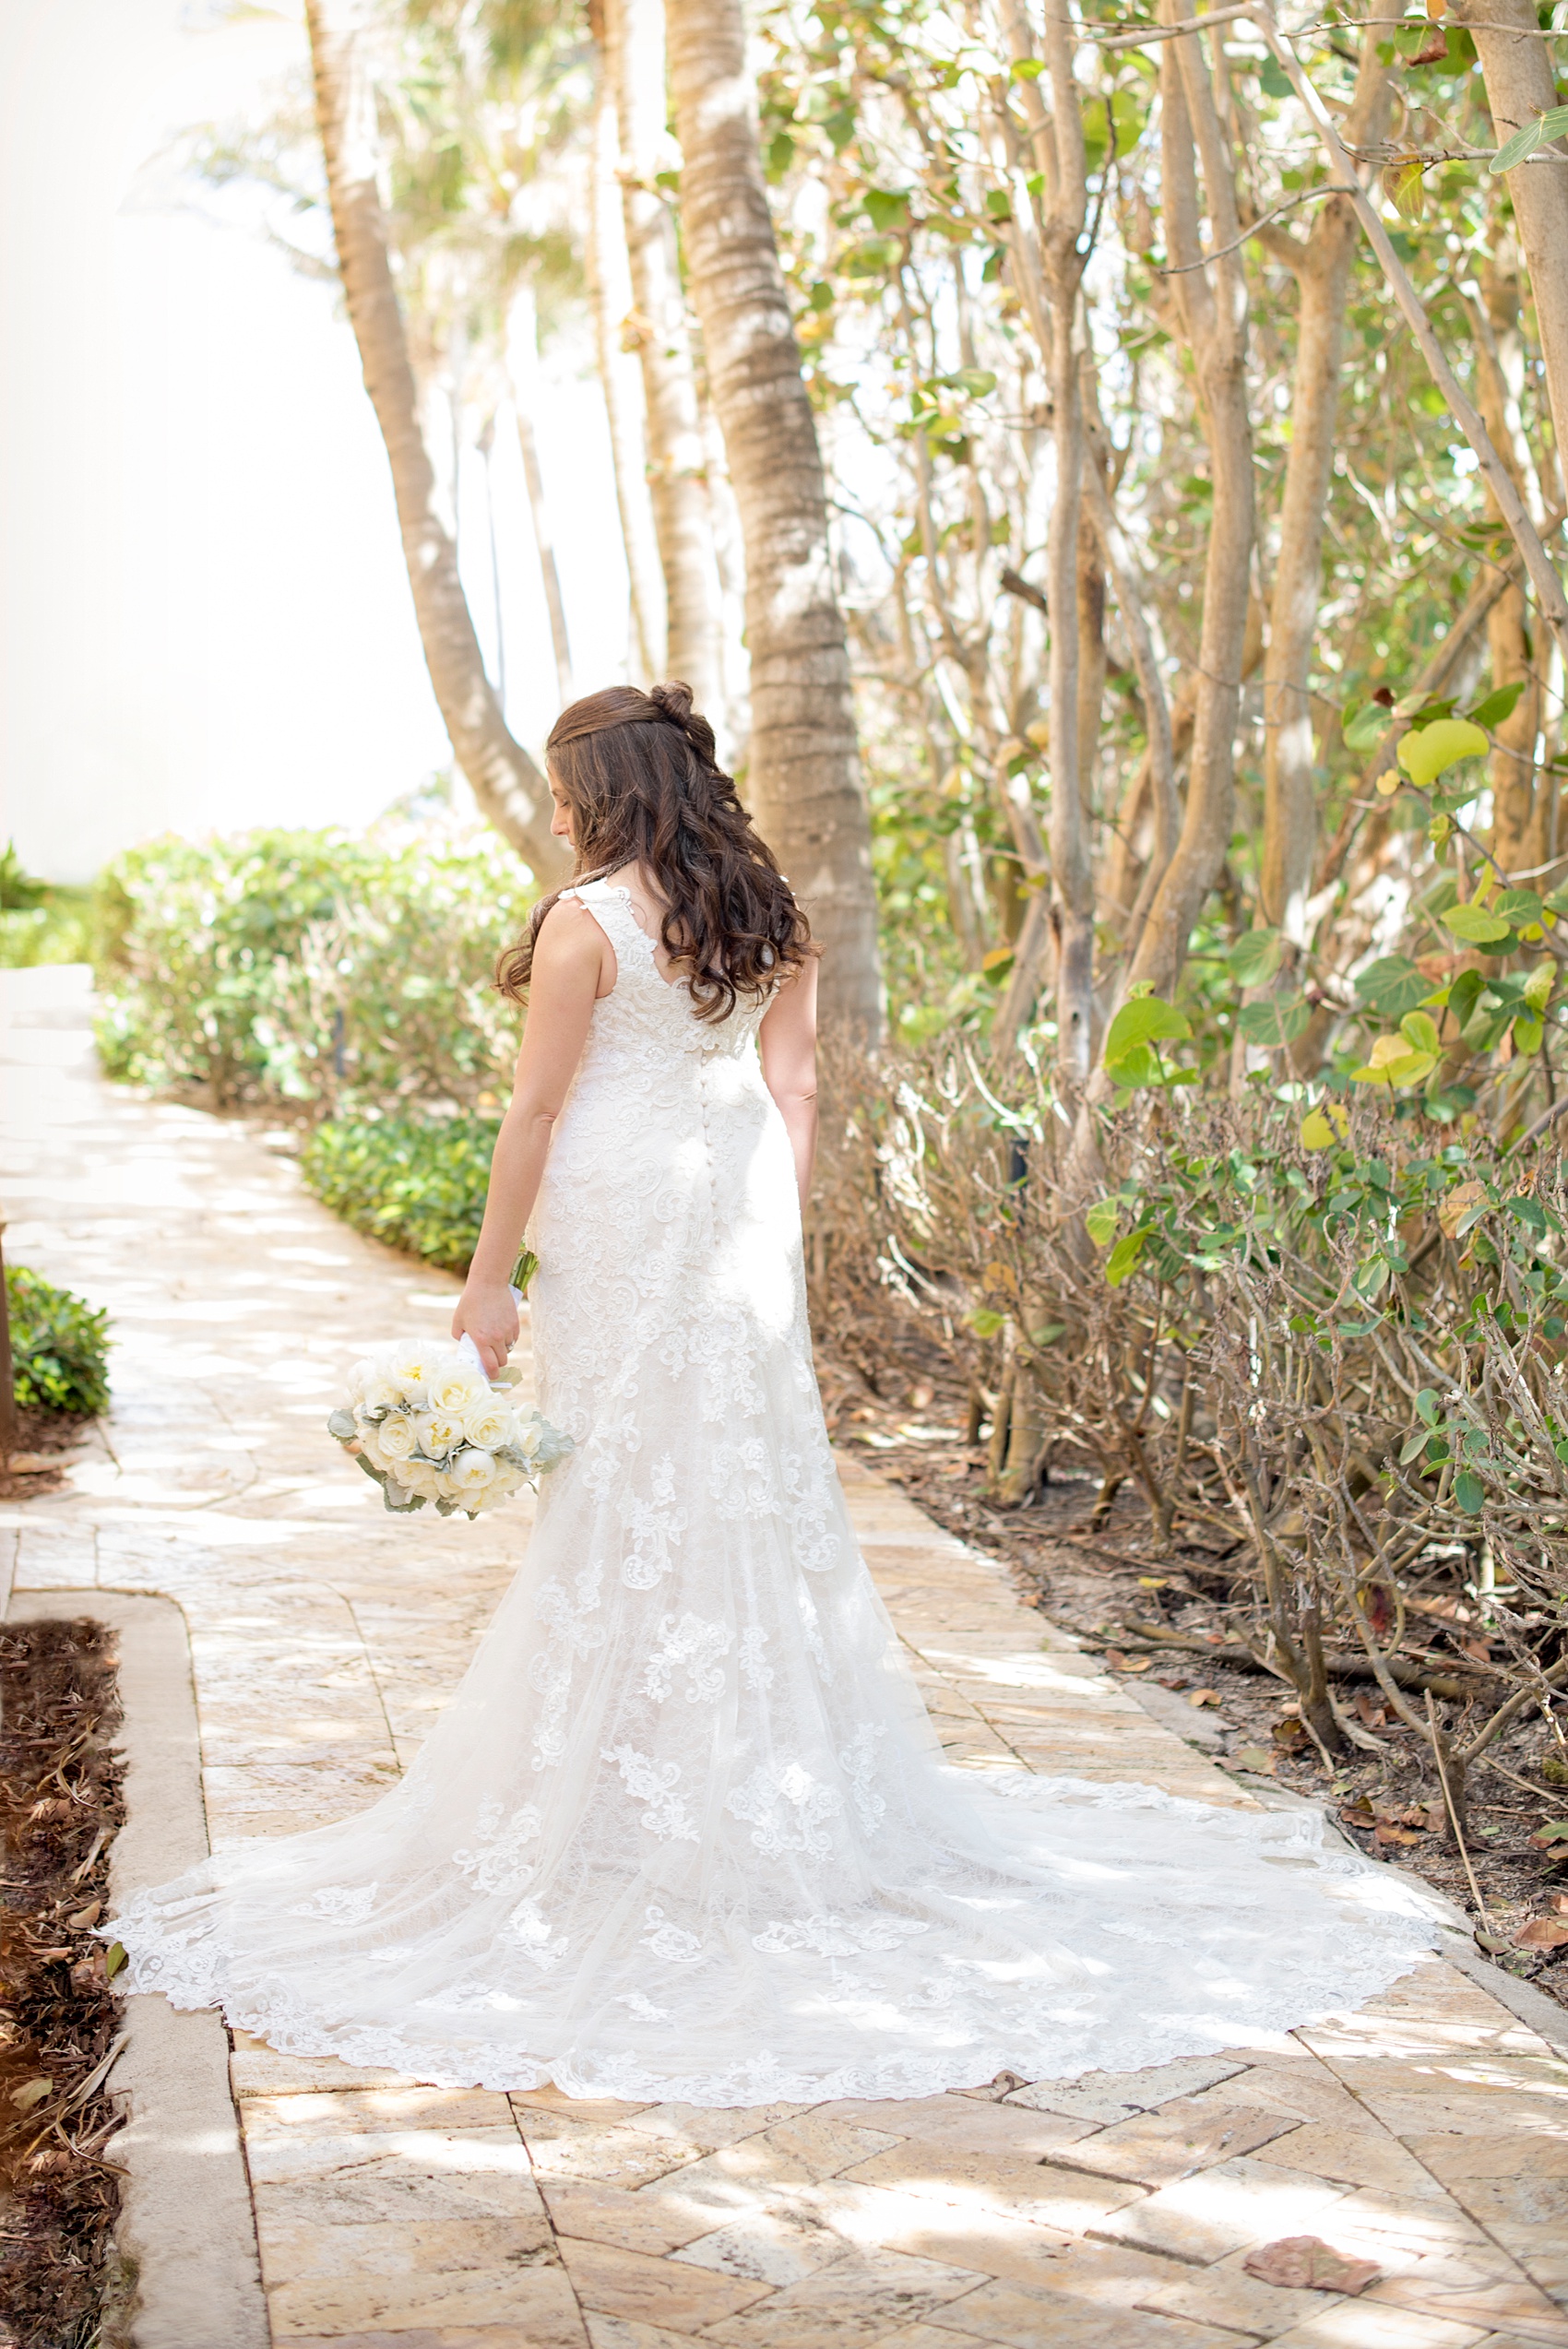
xmin=5 ymin=964 xmax=1568 ymax=2349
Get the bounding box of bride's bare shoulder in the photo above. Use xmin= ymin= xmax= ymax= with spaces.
xmin=534 ymin=889 xmax=616 ymax=995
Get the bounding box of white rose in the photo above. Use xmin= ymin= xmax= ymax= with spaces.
xmin=398 ymin=1460 xmax=444 ymax=1501
xmin=428 ymin=1362 xmax=489 ymax=1417
xmin=390 ymin=1348 xmax=442 ymax=1405
xmin=447 ymin=1445 xmax=501 ymax=1494
xmin=461 ymin=1401 xmax=513 ymax=1453
xmin=360 ymin=1377 xmax=405 ymax=1417
xmin=371 ymin=1413 xmax=418 ymax=1463
xmin=415 ymin=1409 xmax=468 ymax=1459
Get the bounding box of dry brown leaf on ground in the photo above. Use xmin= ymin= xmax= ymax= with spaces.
xmin=1514 ymin=1916 xmax=1568 ymax=1950
xmin=1242 ymin=2236 xmax=1382 ymax=2295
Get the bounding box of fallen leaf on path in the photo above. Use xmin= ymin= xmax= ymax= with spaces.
xmin=1188 ymin=1688 xmax=1221 ymax=1707
xmin=1514 ymin=1916 xmax=1568 ymax=1951
xmin=1374 ymin=1823 xmax=1423 ymax=1846
xmin=1242 ymin=2237 xmax=1381 ymax=2296
xmin=1231 ymin=1746 xmax=1277 ymax=1774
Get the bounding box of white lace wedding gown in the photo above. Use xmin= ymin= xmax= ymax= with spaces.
xmin=108 ymin=879 xmax=1444 ymax=2104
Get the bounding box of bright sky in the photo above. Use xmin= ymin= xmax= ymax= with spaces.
xmin=0 ymin=0 xmax=627 ymax=884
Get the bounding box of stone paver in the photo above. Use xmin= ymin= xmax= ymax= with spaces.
xmin=5 ymin=963 xmax=1567 ymax=2349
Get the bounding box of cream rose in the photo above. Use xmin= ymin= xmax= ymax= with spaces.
xmin=415 ymin=1408 xmax=468 ymax=1459
xmin=397 ymin=1460 xmax=444 ymax=1501
xmin=447 ymin=1445 xmax=500 ymax=1494
xmin=428 ymin=1362 xmax=489 ymax=1417
xmin=461 ymin=1401 xmax=514 ymax=1453
xmin=370 ymin=1412 xmax=418 ymax=1463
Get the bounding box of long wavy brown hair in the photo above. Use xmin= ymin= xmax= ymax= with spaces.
xmin=497 ymin=682 xmax=812 ymax=1021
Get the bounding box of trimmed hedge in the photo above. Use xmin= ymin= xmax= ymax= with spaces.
xmin=95 ymin=821 xmax=534 ymax=1112
xmin=6 ymin=1268 xmax=111 ymax=1418
xmin=300 ymin=1114 xmax=499 ymax=1271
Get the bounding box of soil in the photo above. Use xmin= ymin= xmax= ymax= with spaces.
xmin=814 ymin=1335 xmax=1568 ymax=2014
xmin=0 ymin=1412 xmax=95 ymax=1506
xmin=0 ymin=1619 xmax=129 ymax=2349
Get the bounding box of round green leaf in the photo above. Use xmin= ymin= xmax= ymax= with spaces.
xmin=1397 ymin=718 xmax=1490 ymax=788
xmin=1442 ymin=901 xmax=1513 ymax=945
xmin=1103 ymin=995 xmax=1191 ymax=1069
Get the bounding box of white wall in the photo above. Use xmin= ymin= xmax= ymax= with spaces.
xmin=0 ymin=0 xmax=626 ymax=884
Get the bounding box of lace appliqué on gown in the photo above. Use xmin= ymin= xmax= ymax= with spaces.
xmin=104 ymin=880 xmax=1448 ymax=2104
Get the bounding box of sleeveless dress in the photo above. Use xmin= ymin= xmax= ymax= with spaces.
xmin=106 ymin=879 xmax=1443 ymax=2104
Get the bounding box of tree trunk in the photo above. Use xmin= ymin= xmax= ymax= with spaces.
xmin=303 ymin=0 xmax=568 ymax=884
xmin=610 ymin=0 xmax=727 ymax=720
xmin=587 ymin=30 xmax=666 ymax=682
xmin=665 ymin=0 xmax=881 ymax=1031
xmin=1125 ymin=12 xmax=1254 ymax=1001
xmin=1259 ymin=46 xmax=1393 ymax=946
xmin=505 ymin=287 xmax=574 ymax=710
xmin=1455 ymin=0 xmax=1568 ymax=485
xmin=1472 ymin=238 xmax=1547 ymax=875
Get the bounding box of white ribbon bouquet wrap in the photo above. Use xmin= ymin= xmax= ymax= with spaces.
xmin=327 ymin=1285 xmax=571 ymax=1517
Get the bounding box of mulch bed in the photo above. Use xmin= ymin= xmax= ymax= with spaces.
xmin=0 ymin=1413 xmax=94 ymax=1507
xmin=0 ymin=1620 xmax=129 ymax=2349
xmin=815 ymin=1337 xmax=1568 ymax=2014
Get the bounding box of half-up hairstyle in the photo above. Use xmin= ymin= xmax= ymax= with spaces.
xmin=497 ymin=682 xmax=812 ymax=1021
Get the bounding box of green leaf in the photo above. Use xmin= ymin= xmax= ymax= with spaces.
xmin=967 ymin=1306 xmax=1007 ymax=1338
xmin=1228 ymin=928 xmax=1283 ymax=989
xmin=1103 ymin=994 xmax=1191 ymax=1068
xmin=1238 ymin=995 xmax=1312 ymax=1048
xmin=1397 ymin=718 xmax=1491 ymax=787
xmin=1356 ymin=955 xmax=1432 ymax=1020
xmin=1104 ymin=1230 xmax=1148 ymax=1287
xmin=1513 ymin=1011 xmax=1544 ymax=1055
xmin=1454 ymin=1467 xmax=1486 ymax=1513
xmin=1534 ymin=1821 xmax=1568 ymax=1843
xmin=1300 ymin=1102 xmax=1350 ymax=1149
xmin=1443 ymin=901 xmax=1514 ymax=944
xmin=1259 ymin=54 xmax=1292 ymax=97
xmin=1399 ymin=1429 xmax=1432 ymax=1464
xmin=1415 ymin=1387 xmax=1439 ymax=1427
xmin=1343 ymin=702 xmax=1389 ymax=754
xmin=1399 ymin=1009 xmax=1442 ymax=1056
xmin=1085 ymin=1198 xmax=1122 ymax=1247
xmin=105 ymin=1942 xmax=126 ymax=1981
xmin=1491 ymin=102 xmax=1568 ymax=174
xmin=1009 ymin=54 xmax=1044 ymax=78
xmin=1467 ymin=680 xmax=1526 ymax=730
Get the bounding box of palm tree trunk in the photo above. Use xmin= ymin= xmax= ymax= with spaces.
xmin=665 ymin=0 xmax=881 ymax=1030
xmin=303 ymin=0 xmax=568 ymax=884
xmin=587 ymin=35 xmax=666 ymax=682
xmin=505 ymin=287 xmax=575 ymax=710
xmin=610 ymin=0 xmax=727 ymax=721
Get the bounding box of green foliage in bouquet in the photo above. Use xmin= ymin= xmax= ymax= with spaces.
xmin=95 ymin=817 xmax=535 ymax=1112
xmin=301 ymin=1114 xmax=500 ymax=1270
xmin=6 ymin=1266 xmax=111 ymax=1418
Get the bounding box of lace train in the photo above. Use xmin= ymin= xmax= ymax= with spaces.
xmin=105 ymin=882 xmax=1446 ymax=2104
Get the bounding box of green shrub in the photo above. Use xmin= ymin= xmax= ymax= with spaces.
xmin=301 ymin=1113 xmax=500 ymax=1270
xmin=96 ymin=817 xmax=535 ymax=1113
xmin=0 ymin=842 xmax=93 ymax=968
xmin=6 ymin=1267 xmax=111 ymax=1417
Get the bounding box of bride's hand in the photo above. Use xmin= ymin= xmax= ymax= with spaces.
xmin=452 ymin=1282 xmax=519 ymax=1378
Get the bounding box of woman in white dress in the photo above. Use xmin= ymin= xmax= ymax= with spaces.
xmin=108 ymin=682 xmax=1443 ymax=2105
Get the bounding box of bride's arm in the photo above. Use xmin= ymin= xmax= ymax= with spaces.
xmin=759 ymin=956 xmax=819 ymax=1213
xmin=453 ymin=902 xmax=607 ymax=1374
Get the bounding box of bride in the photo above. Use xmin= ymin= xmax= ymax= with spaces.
xmin=109 ymin=682 xmax=1443 ymax=2106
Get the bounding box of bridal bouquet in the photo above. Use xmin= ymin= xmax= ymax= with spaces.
xmin=327 ymin=1335 xmax=572 ymax=1518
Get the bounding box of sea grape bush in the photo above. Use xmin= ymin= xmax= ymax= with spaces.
xmin=95 ymin=820 xmax=532 ymax=1114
